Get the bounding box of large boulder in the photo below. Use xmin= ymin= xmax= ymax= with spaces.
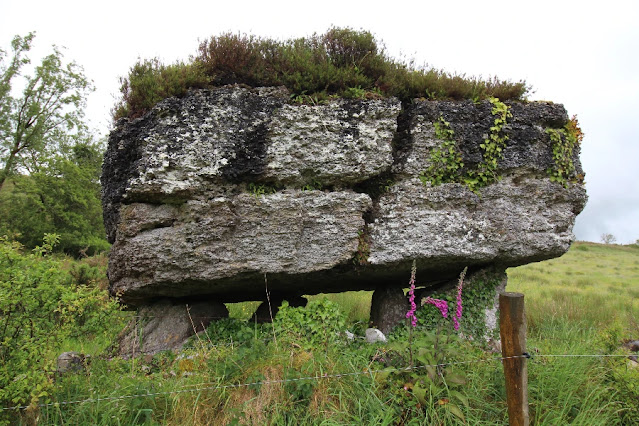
xmin=102 ymin=86 xmax=586 ymax=308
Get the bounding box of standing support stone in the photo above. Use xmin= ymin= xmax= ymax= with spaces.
xmin=369 ymin=286 xmax=409 ymax=335
xmin=499 ymin=292 xmax=529 ymax=426
xmin=116 ymin=299 xmax=229 ymax=357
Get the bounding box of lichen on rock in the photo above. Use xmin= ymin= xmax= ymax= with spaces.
xmin=102 ymin=86 xmax=586 ymax=349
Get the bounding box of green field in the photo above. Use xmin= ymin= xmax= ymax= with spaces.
xmin=2 ymin=241 xmax=638 ymax=425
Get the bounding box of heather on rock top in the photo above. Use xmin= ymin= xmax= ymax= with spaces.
xmin=112 ymin=27 xmax=529 ymax=120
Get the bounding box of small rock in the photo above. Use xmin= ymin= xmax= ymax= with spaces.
xmin=345 ymin=330 xmax=355 ymax=341
xmin=57 ymin=352 xmax=85 ymax=374
xmin=365 ymin=328 xmax=387 ymax=343
xmin=487 ymin=338 xmax=501 ymax=354
xmin=623 ymin=340 xmax=639 ymax=352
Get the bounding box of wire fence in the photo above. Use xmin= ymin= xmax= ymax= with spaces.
xmin=4 ymin=301 xmax=637 ymax=415
xmin=1 ymin=352 xmax=633 ymax=412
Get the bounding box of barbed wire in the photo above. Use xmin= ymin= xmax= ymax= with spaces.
xmin=2 ymin=352 xmax=634 ymax=412
xmin=2 ymin=355 xmax=528 ymax=412
xmin=533 ymin=354 xmax=633 ymax=358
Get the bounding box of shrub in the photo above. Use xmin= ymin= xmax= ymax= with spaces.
xmin=114 ymin=28 xmax=529 ymax=120
xmin=0 ymin=235 xmax=121 ymax=419
xmin=274 ymin=298 xmax=346 ymax=350
xmin=112 ymin=58 xmax=209 ymax=120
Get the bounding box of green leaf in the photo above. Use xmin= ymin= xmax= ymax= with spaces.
xmin=412 ymin=385 xmax=428 ymax=405
xmin=450 ymin=390 xmax=469 ymax=408
xmin=444 ymin=403 xmax=466 ymax=422
xmin=444 ymin=372 xmax=466 ymax=385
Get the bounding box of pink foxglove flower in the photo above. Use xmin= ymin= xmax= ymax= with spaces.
xmin=421 ymin=267 xmax=468 ymax=330
xmin=452 ymin=267 xmax=467 ymax=330
xmin=422 ymin=296 xmax=449 ymax=319
xmin=405 ymin=260 xmax=418 ymax=327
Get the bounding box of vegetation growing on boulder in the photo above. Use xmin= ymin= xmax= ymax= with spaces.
xmin=419 ymin=97 xmax=513 ymax=193
xmin=112 ymin=28 xmax=529 ymax=120
xmin=546 ymin=115 xmax=585 ymax=186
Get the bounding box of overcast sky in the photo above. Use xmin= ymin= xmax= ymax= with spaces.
xmin=2 ymin=0 xmax=638 ymax=243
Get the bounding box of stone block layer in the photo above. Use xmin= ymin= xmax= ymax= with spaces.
xmin=102 ymin=86 xmax=587 ymax=306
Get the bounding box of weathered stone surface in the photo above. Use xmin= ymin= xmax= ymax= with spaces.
xmin=369 ymin=286 xmax=409 ymax=334
xmin=57 ymin=352 xmax=86 ymax=374
xmin=263 ymin=101 xmax=398 ymax=186
xmin=103 ymin=87 xmax=587 ymax=308
xmin=116 ymin=299 xmax=228 ymax=356
xmin=368 ymin=175 xmax=586 ymax=277
xmin=102 ymin=87 xmax=399 ymax=243
xmin=108 ymin=191 xmax=371 ymax=304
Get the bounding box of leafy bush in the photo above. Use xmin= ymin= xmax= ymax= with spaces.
xmin=546 ymin=115 xmax=585 ymax=186
xmin=274 ymin=298 xmax=346 ymax=350
xmin=419 ymin=97 xmax=513 ymax=194
xmin=0 ymin=235 xmax=121 ymax=418
xmin=69 ymin=253 xmax=109 ymax=289
xmin=114 ymin=28 xmax=529 ymax=120
xmin=197 ymin=317 xmax=258 ymax=347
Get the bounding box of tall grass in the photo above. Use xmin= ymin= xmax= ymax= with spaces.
xmin=8 ymin=241 xmax=639 ymax=425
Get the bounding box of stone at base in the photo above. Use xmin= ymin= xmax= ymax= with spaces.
xmin=57 ymin=352 xmax=86 ymax=374
xmin=369 ymin=286 xmax=409 ymax=335
xmin=117 ymin=299 xmax=229 ymax=356
xmin=365 ymin=328 xmax=387 ymax=343
xmin=623 ymin=340 xmax=639 ymax=352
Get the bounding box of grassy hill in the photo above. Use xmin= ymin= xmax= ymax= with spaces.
xmin=509 ymin=241 xmax=639 ymax=330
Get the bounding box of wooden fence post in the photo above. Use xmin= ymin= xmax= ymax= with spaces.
xmin=499 ymin=292 xmax=529 ymax=426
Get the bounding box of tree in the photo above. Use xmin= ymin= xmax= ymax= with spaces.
xmin=0 ymin=140 xmax=109 ymax=255
xmin=0 ymin=32 xmax=93 ymax=189
xmin=0 ymin=33 xmax=108 ymax=255
xmin=600 ymin=233 xmax=616 ymax=245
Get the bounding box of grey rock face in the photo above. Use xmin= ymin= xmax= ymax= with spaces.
xmin=368 ymin=174 xmax=586 ymax=274
xmin=103 ymin=87 xmax=586 ymax=307
xmin=102 ymin=87 xmax=399 ymax=243
xmin=108 ymin=190 xmax=371 ymax=304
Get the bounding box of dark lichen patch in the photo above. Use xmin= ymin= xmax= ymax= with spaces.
xmin=221 ymin=121 xmax=270 ymax=183
xmin=102 ymin=116 xmax=151 ymax=243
